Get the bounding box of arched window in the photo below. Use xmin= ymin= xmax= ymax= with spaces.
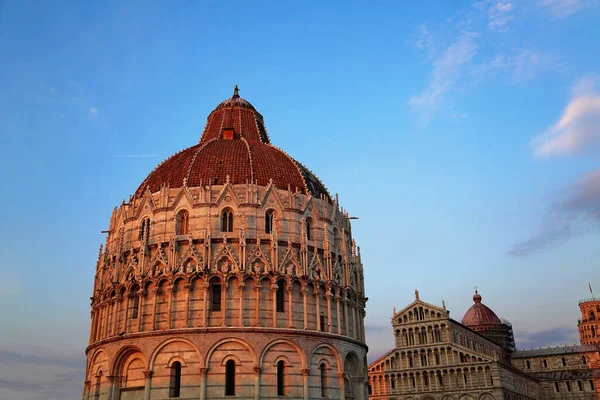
xmin=276 ymin=281 xmax=285 ymax=313
xmin=212 ymin=283 xmax=222 ymax=311
xmin=131 ymin=295 xmax=139 ymax=319
xmin=139 ymin=217 xmax=151 ymax=240
xmin=306 ymin=218 xmax=312 ymax=241
xmin=590 ymin=311 xmax=596 ymax=321
xmin=169 ymin=361 xmax=182 ymax=398
xmin=221 ymin=209 xmax=234 ymax=233
xmin=320 ymin=363 xmax=327 ymax=397
xmin=225 ymin=360 xmax=235 ymax=396
xmin=177 ymin=210 xmax=189 ymax=235
xmin=265 ymin=210 xmax=274 ymax=234
xmin=320 ymin=313 xmax=327 ymax=332
xmin=277 ymin=360 xmax=286 ymax=396
xmin=592 ymin=326 xmax=596 ymax=337
xmin=424 ymin=373 xmax=429 ymax=386
xmin=94 ymin=371 xmax=102 ymax=400
xmin=562 ymin=357 xmax=567 ymax=366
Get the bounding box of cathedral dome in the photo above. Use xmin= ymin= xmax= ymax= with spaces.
xmin=462 ymin=291 xmax=502 ymax=327
xmin=135 ymin=86 xmax=331 ymax=202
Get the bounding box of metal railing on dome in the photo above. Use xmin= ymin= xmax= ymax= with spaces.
xmin=579 ymin=298 xmax=597 ymax=304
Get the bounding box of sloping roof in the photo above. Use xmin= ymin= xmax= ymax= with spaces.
xmin=512 ymin=344 xmax=600 ymax=358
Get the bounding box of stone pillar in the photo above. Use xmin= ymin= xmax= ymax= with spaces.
xmin=167 ymin=285 xmax=174 ymax=329
xmin=199 ymin=367 xmax=208 ymax=400
xmin=151 ymin=288 xmax=159 ymax=330
xmin=326 ymin=291 xmax=333 ymax=333
xmin=203 ymin=283 xmax=209 ymax=327
xmin=254 ymin=285 xmax=261 ymax=326
xmin=338 ymin=372 xmax=346 ymax=400
xmin=343 ymin=298 xmax=349 ymax=335
xmin=143 ymin=370 xmax=153 ymax=400
xmin=315 ymin=288 xmax=321 ymax=331
xmin=123 ymin=294 xmax=131 ymax=334
xmin=335 ymin=295 xmax=341 ymax=335
xmin=253 ymin=366 xmax=262 ymax=400
xmin=302 ymin=368 xmax=310 ymax=400
xmin=137 ymin=290 xmax=145 ymax=332
xmin=184 ymin=284 xmax=191 ymax=327
xmin=302 ymin=288 xmax=308 ymax=329
xmin=83 ymin=380 xmax=92 ymax=400
xmin=88 ymin=311 xmax=95 ymax=344
xmin=238 ymin=284 xmax=245 ymax=326
xmin=221 ymin=283 xmax=228 ymax=327
xmin=271 ymin=284 xmax=278 ymax=327
xmin=106 ymin=375 xmax=115 ymax=400
xmin=287 ymin=287 xmax=293 ymax=328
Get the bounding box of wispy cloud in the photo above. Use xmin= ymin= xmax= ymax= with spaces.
xmin=509 ymin=167 xmax=600 ymax=256
xmin=88 ymin=107 xmax=99 ymax=116
xmin=488 ymin=2 xmax=514 ymax=31
xmin=409 ymin=31 xmax=479 ymax=122
xmin=0 ymin=345 xmax=84 ymax=400
xmin=415 ymin=24 xmax=433 ymax=49
xmin=515 ymin=326 xmax=579 ymax=349
xmin=409 ymin=2 xmax=563 ymax=123
xmin=540 ymin=0 xmax=599 ymax=18
xmin=533 ymin=76 xmax=600 ymax=157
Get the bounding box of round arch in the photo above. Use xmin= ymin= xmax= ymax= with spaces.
xmin=149 ymin=337 xmax=202 ymax=370
xmin=204 ymin=337 xmax=257 ymax=368
xmin=259 ymin=338 xmax=307 ymax=369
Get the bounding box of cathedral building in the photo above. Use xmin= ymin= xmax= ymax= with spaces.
xmin=83 ymin=87 xmax=368 ymax=400
xmin=368 ymin=290 xmax=600 ymax=400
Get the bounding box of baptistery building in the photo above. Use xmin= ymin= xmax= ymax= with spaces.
xmin=83 ymin=87 xmax=368 ymax=400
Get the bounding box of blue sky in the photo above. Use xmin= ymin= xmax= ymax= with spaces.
xmin=1 ymin=1 xmax=600 ymax=398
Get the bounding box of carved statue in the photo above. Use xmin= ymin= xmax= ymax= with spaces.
xmin=415 ymin=289 xmax=420 ymax=300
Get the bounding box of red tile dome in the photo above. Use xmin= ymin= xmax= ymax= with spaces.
xmin=135 ymin=87 xmax=331 ymax=202
xmin=462 ymin=291 xmax=502 ymax=327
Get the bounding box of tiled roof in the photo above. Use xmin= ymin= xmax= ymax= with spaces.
xmin=462 ymin=291 xmax=502 ymax=327
xmin=134 ymin=91 xmax=331 ymax=202
xmin=512 ymin=344 xmax=600 ymax=358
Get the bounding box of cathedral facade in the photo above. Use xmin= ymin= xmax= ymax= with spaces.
xmin=368 ymin=291 xmax=600 ymax=400
xmin=83 ymin=88 xmax=368 ymax=400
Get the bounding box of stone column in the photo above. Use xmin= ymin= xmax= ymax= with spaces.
xmin=343 ymin=298 xmax=349 ymax=335
xmin=335 ymin=295 xmax=341 ymax=335
xmin=143 ymin=370 xmax=153 ymax=400
xmin=83 ymin=380 xmax=92 ymax=400
xmin=123 ymin=294 xmax=131 ymax=334
xmin=202 ymin=283 xmax=209 ymax=327
xmin=221 ymin=284 xmax=228 ymax=327
xmin=106 ymin=375 xmax=115 ymax=400
xmin=166 ymin=285 xmax=174 ymax=329
xmin=88 ymin=311 xmax=95 ymax=344
xmin=253 ymin=366 xmax=262 ymax=400
xmin=326 ymin=291 xmax=333 ymax=333
xmin=184 ymin=284 xmax=191 ymax=327
xmin=271 ymin=284 xmax=278 ymax=327
xmin=254 ymin=285 xmax=262 ymax=326
xmin=302 ymin=368 xmax=310 ymax=400
xmin=151 ymin=288 xmax=159 ymax=330
xmin=338 ymin=372 xmax=346 ymax=400
xmin=137 ymin=290 xmax=145 ymax=332
xmin=238 ymin=284 xmax=245 ymax=326
xmin=199 ymin=367 xmax=208 ymax=400
xmin=287 ymin=286 xmax=293 ymax=328
xmin=301 ymin=288 xmax=308 ymax=329
xmin=110 ymin=300 xmax=117 ymax=336
xmin=315 ymin=288 xmax=321 ymax=331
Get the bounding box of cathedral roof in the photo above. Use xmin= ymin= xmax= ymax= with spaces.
xmin=461 ymin=291 xmax=502 ymax=327
xmin=135 ymin=87 xmax=331 ymax=202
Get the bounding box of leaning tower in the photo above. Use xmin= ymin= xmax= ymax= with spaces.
xmin=83 ymin=87 xmax=368 ymax=400
xmin=578 ymin=296 xmax=600 ymax=346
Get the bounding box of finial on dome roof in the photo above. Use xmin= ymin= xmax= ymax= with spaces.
xmin=473 ymin=286 xmax=482 ymax=303
xmin=233 ymin=85 xmax=240 ymax=98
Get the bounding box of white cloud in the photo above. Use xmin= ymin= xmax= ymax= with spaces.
xmin=88 ymin=107 xmax=99 ymax=116
xmin=533 ymin=76 xmax=600 ymax=157
xmin=488 ymin=2 xmax=514 ymax=31
xmin=509 ymin=168 xmax=600 ymax=256
xmin=540 ymin=0 xmax=599 ymax=18
xmin=416 ymin=24 xmax=433 ymax=49
xmin=409 ymin=32 xmax=479 ymax=121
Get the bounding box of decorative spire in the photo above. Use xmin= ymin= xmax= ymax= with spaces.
xmin=233 ymin=85 xmax=240 ymax=98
